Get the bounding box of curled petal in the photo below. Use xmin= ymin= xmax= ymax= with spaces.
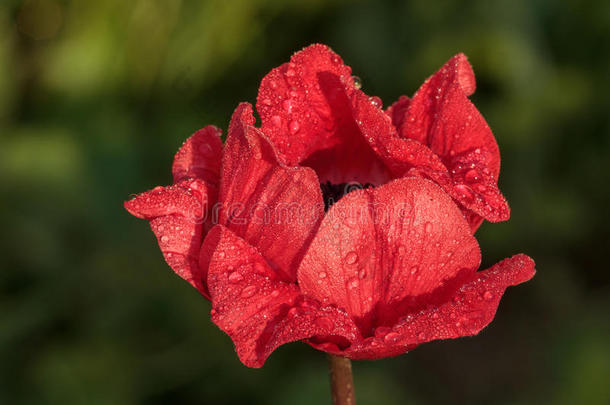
xmin=298 ymin=177 xmax=481 ymax=334
xmin=203 ymin=225 xmax=361 ymax=368
xmin=125 ymin=179 xmax=212 ymax=294
xmin=172 ymin=125 xmax=223 ymax=186
xmin=342 ymin=254 xmax=536 ymax=360
xmin=219 ymin=103 xmax=325 ymax=281
xmin=387 ymin=54 xmax=508 ymax=226
xmin=256 ymin=44 xmax=356 ymax=166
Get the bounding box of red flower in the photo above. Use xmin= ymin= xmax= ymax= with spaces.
xmin=125 ymin=44 xmax=535 ymax=368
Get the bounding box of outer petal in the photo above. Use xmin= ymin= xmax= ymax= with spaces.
xmin=256 ymin=44 xmax=355 ymax=166
xmin=354 ymin=84 xmax=508 ymax=229
xmin=297 ymin=177 xmax=481 ymax=334
xmin=124 ymin=179 xmax=211 ymax=295
xmin=385 ymin=95 xmax=410 ymax=129
xmin=172 ymin=125 xmax=223 ymax=187
xmin=256 ymin=44 xmax=390 ymax=185
xmin=218 ymin=103 xmax=325 ymax=281
xmin=388 ymin=54 xmax=509 ymax=227
xmin=203 ymin=225 xmax=361 ymax=368
xmin=342 ymin=254 xmax=536 ymax=360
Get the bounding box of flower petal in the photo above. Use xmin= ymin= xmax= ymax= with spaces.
xmin=218 ymin=103 xmax=324 ymax=281
xmin=124 ymin=179 xmax=212 ymax=294
xmin=203 ymin=225 xmax=361 ymax=368
xmin=297 ymin=177 xmax=481 ymax=334
xmin=172 ymin=125 xmax=223 ymax=186
xmin=389 ymin=54 xmax=509 ymax=226
xmin=342 ymin=254 xmax=536 ymax=360
xmin=256 ymin=44 xmax=355 ymax=166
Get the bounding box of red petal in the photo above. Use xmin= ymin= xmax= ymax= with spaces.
xmin=218 ymin=103 xmax=325 ymax=281
xmin=361 ymin=54 xmax=510 ymax=230
xmin=352 ymin=89 xmax=447 ymax=177
xmin=298 ymin=177 xmax=481 ymax=334
xmin=124 ymin=179 xmax=211 ymax=295
xmin=342 ymin=254 xmax=536 ymax=360
xmin=172 ymin=125 xmax=223 ymax=187
xmin=385 ymin=95 xmax=410 ymax=129
xmin=203 ymin=225 xmax=360 ymax=368
xmin=256 ymin=44 xmax=355 ymax=166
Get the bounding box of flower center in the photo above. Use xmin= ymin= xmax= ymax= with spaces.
xmin=320 ymin=181 xmax=373 ymax=211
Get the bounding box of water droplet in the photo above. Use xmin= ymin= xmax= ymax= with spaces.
xmin=345 ymin=251 xmax=358 ymax=265
xmin=374 ymin=326 xmax=391 ymax=338
xmin=286 ymin=67 xmax=296 ymax=77
xmin=358 ymin=269 xmax=367 ymax=279
xmin=315 ymin=316 xmax=334 ymax=330
xmin=270 ymin=289 xmax=280 ymax=298
xmin=217 ymin=251 xmax=226 ymax=259
xmin=453 ymin=184 xmax=474 ymax=201
xmin=352 ymin=75 xmax=362 ymax=89
xmin=383 ymin=332 xmax=400 ymax=343
xmin=398 ymin=245 xmax=406 ymax=255
xmin=483 ymin=291 xmax=493 ymax=300
xmin=424 ymin=222 xmax=433 ymax=233
xmin=241 ymin=285 xmax=257 ymax=298
xmin=348 ymin=278 xmax=359 ymax=289
xmin=453 ymin=295 xmax=460 ymax=303
xmin=253 ymin=262 xmax=267 ymax=274
xmin=474 ymin=183 xmax=487 ymax=193
xmin=271 ymin=115 xmax=282 ymax=128
xmin=464 ymin=169 xmax=480 ymax=184
xmin=410 ymin=266 xmax=419 ymax=275
xmin=369 ymin=96 xmax=382 ymax=107
xmin=319 ymin=271 xmax=327 ymax=279
xmin=262 ymin=98 xmax=272 ymax=106
xmin=418 ymin=332 xmax=426 ymax=341
xmin=160 ymin=235 xmax=169 ymax=243
xmin=431 ymin=312 xmax=440 ymax=319
xmin=228 ymin=272 xmax=243 ymax=283
xmin=289 ymin=120 xmax=300 ymax=134
xmin=282 ymin=99 xmax=293 ymax=113
xmin=288 ymin=307 xmax=299 ymax=317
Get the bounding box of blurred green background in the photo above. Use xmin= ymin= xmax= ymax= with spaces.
xmin=1 ymin=0 xmax=609 ymax=404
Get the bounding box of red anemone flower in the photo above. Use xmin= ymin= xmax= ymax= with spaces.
xmin=125 ymin=44 xmax=535 ymax=368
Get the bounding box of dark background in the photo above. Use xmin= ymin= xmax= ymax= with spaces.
xmin=1 ymin=0 xmax=609 ymax=404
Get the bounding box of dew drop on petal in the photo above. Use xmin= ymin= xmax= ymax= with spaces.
xmin=464 ymin=169 xmax=480 ymax=184
xmin=319 ymin=271 xmax=327 ymax=279
xmin=160 ymin=235 xmax=169 ymax=243
xmin=282 ymin=99 xmax=293 ymax=113
xmin=410 ymin=266 xmax=419 ymax=275
xmin=270 ymin=289 xmax=280 ymax=298
xmin=369 ymin=96 xmax=382 ymax=107
xmin=348 ymin=278 xmax=359 ymax=289
xmin=228 ymin=272 xmax=243 ymax=284
xmin=424 ymin=222 xmax=433 ymax=233
xmin=418 ymin=332 xmax=426 ymax=341
xmin=483 ymin=291 xmax=493 ymax=300
xmin=315 ymin=316 xmax=334 ymax=330
xmin=383 ymin=332 xmax=400 ymax=344
xmin=241 ymin=285 xmax=257 ymax=298
xmin=271 ymin=115 xmax=282 ymax=128
xmin=345 ymin=251 xmax=358 ymax=265
xmin=289 ymin=120 xmax=300 ymax=134
xmin=352 ymin=75 xmax=362 ymax=89
xmin=453 ymin=184 xmax=474 ymax=202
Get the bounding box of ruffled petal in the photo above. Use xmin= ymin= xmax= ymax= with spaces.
xmin=203 ymin=225 xmax=361 ymax=368
xmin=172 ymin=125 xmax=223 ymax=187
xmin=256 ymin=44 xmax=390 ymax=185
xmin=341 ymin=254 xmax=536 ymax=360
xmin=124 ymin=179 xmax=212 ymax=295
xmin=218 ymin=103 xmax=325 ymax=281
xmin=388 ymin=54 xmax=509 ymax=226
xmin=256 ymin=44 xmax=355 ymax=166
xmin=297 ymin=177 xmax=481 ymax=334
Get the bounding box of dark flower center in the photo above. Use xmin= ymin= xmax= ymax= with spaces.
xmin=320 ymin=181 xmax=374 ymax=211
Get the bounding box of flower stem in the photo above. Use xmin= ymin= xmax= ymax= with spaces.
xmin=327 ymin=354 xmax=356 ymax=405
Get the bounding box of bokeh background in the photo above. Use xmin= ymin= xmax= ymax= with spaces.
xmin=2 ymin=0 xmax=609 ymax=404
